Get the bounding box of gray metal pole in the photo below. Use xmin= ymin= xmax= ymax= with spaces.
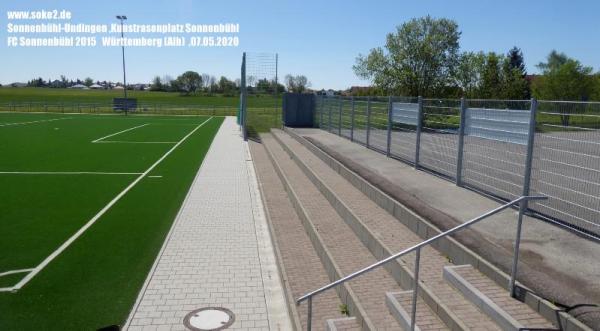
xmin=456 ymin=98 xmax=467 ymax=185
xmin=350 ymin=96 xmax=355 ymax=142
xmin=366 ymin=96 xmax=372 ymax=148
xmin=119 ymin=17 xmax=128 ymax=115
xmin=410 ymin=248 xmax=421 ymax=331
xmin=509 ymin=98 xmax=538 ymax=298
xmin=414 ymin=96 xmax=423 ymax=169
xmin=386 ymin=96 xmax=392 ymax=157
xmin=328 ymin=97 xmax=333 ymax=132
xmin=320 ymin=95 xmax=324 ymax=129
xmin=307 ymin=297 xmax=313 ymax=331
xmin=338 ymin=97 xmax=343 ymax=136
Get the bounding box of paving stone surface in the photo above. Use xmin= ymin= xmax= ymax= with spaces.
xmin=250 ymin=140 xmax=343 ymax=331
xmin=263 ymin=134 xmax=401 ymax=330
xmin=272 ymin=130 xmax=507 ymax=330
xmin=125 ymin=118 xmax=290 ymax=331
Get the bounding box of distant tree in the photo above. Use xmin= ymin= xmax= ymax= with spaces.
xmin=479 ymin=53 xmax=503 ymax=98
xmin=532 ymin=51 xmax=595 ymax=125
xmin=507 ymin=47 xmax=526 ymax=73
xmin=208 ymin=76 xmax=217 ymax=93
xmin=150 ymin=76 xmax=163 ymax=91
xmin=354 ymin=16 xmax=460 ymax=96
xmin=218 ymin=76 xmax=236 ymax=94
xmin=84 ymin=77 xmax=93 ymax=87
xmin=201 ymin=73 xmax=211 ymax=91
xmin=175 ymin=71 xmax=202 ymax=95
xmin=27 ymin=77 xmax=45 ymax=87
xmin=60 ymin=75 xmax=68 ymax=88
xmin=500 ymin=47 xmax=530 ymax=99
xmin=455 ymin=51 xmax=486 ymax=97
xmin=285 ymin=74 xmax=310 ymax=93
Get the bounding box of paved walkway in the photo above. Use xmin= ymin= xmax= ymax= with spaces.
xmin=126 ymin=117 xmax=291 ymax=331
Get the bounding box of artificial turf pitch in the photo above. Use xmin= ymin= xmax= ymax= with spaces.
xmin=0 ymin=112 xmax=224 ymax=330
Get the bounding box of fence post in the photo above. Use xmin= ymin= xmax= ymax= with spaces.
xmin=415 ymin=96 xmax=423 ymax=169
xmin=338 ymin=97 xmax=343 ymax=136
xmin=386 ymin=96 xmax=392 ymax=157
xmin=320 ymin=95 xmax=324 ymax=129
xmin=456 ymin=98 xmax=467 ymax=185
xmin=366 ymin=96 xmax=372 ymax=148
xmin=509 ymin=98 xmax=538 ymax=298
xmin=350 ymin=96 xmax=355 ymax=141
xmin=328 ymin=97 xmax=333 ymax=132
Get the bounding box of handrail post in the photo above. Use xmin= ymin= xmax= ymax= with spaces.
xmin=410 ymin=247 xmax=421 ymax=331
xmin=350 ymin=96 xmax=355 ymax=142
xmin=509 ymin=99 xmax=538 ymax=298
xmin=366 ymin=96 xmax=372 ymax=148
xmin=338 ymin=96 xmax=343 ymax=136
xmin=415 ymin=96 xmax=423 ymax=169
xmin=307 ymin=297 xmax=313 ymax=331
xmin=456 ymin=98 xmax=467 ymax=185
xmin=386 ymin=96 xmax=393 ymax=157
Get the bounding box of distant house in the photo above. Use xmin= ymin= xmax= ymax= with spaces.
xmin=325 ymin=89 xmax=335 ymax=97
xmin=69 ymin=84 xmax=89 ymax=89
xmin=50 ymin=80 xmax=63 ymax=88
xmin=113 ymin=86 xmax=124 ymax=90
xmin=89 ymin=84 xmax=104 ymax=89
xmin=9 ymin=82 xmax=27 ymax=88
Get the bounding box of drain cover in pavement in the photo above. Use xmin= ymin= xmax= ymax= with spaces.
xmin=183 ymin=307 xmax=235 ymax=330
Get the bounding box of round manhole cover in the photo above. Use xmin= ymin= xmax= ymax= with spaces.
xmin=183 ymin=307 xmax=235 ymax=331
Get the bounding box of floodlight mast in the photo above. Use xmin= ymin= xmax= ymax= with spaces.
xmin=116 ymin=15 xmax=128 ymax=115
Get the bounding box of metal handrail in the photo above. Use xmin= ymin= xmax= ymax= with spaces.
xmin=296 ymin=195 xmax=548 ymax=331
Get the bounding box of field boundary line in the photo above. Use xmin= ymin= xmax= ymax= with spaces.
xmin=0 ymin=117 xmax=72 ymax=127
xmin=0 ymin=268 xmax=34 ymax=277
xmin=92 ymin=123 xmax=149 ymax=143
xmin=9 ymin=116 xmax=214 ymax=292
xmin=0 ymin=171 xmax=142 ymax=175
xmin=95 ymin=141 xmax=178 ymax=144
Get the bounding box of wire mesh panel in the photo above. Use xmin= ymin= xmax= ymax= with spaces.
xmin=327 ymin=96 xmax=341 ymax=134
xmin=368 ymin=97 xmax=390 ymax=153
xmin=352 ymin=97 xmax=370 ymax=145
xmin=461 ymin=100 xmax=532 ymax=200
xmin=340 ymin=97 xmax=353 ymax=139
xmin=314 ymin=95 xmax=323 ymax=128
xmin=389 ymin=97 xmax=419 ymax=163
xmin=531 ymin=101 xmax=600 ymax=236
xmin=241 ymin=52 xmax=279 ymax=138
xmin=419 ymin=99 xmax=461 ymax=178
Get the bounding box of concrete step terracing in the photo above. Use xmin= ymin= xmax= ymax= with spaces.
xmin=250 ymin=140 xmax=342 ymax=330
xmin=262 ymin=133 xmax=403 ymax=330
xmin=272 ymin=128 xmax=561 ymax=331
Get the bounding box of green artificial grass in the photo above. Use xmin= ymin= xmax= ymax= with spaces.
xmin=0 ymin=112 xmax=224 ymax=330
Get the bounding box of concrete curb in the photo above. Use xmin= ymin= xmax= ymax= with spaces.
xmin=249 ymin=141 xmax=303 ymax=331
xmin=326 ymin=317 xmax=358 ymax=331
xmin=273 ymin=129 xmax=468 ymax=331
xmin=262 ymin=134 xmax=373 ymax=331
xmin=284 ymin=127 xmax=592 ymax=331
xmin=443 ymin=265 xmax=524 ymax=331
xmin=385 ymin=291 xmax=422 ymax=331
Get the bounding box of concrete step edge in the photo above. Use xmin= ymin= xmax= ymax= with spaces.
xmin=249 ymin=140 xmax=305 ymax=331
xmin=326 ymin=317 xmax=359 ymax=331
xmin=282 ymin=127 xmax=591 ymax=331
xmin=443 ymin=265 xmax=525 ymax=331
xmin=261 ymin=134 xmax=377 ymax=331
xmin=386 ymin=291 xmax=422 ymax=331
xmin=272 ymin=129 xmax=470 ymax=331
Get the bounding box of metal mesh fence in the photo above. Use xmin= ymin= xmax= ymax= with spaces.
xmin=462 ymin=100 xmax=532 ymax=200
xmin=532 ymin=101 xmax=600 ymax=235
xmin=419 ymin=98 xmax=460 ymax=177
xmin=389 ymin=96 xmax=419 ymax=163
xmin=313 ymin=95 xmax=600 ymax=239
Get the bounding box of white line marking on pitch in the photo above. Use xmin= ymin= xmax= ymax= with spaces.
xmin=0 ymin=268 xmax=34 ymax=278
xmin=0 ymin=117 xmax=72 ymax=127
xmin=10 ymin=117 xmax=213 ymax=292
xmin=148 ymin=175 xmax=163 ymax=178
xmin=0 ymin=171 xmax=142 ymax=175
xmin=94 ymin=141 xmax=177 ymax=144
xmin=92 ymin=123 xmax=149 ymax=143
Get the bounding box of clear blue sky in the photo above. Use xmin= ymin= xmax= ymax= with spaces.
xmin=1 ymin=0 xmax=599 ymax=89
